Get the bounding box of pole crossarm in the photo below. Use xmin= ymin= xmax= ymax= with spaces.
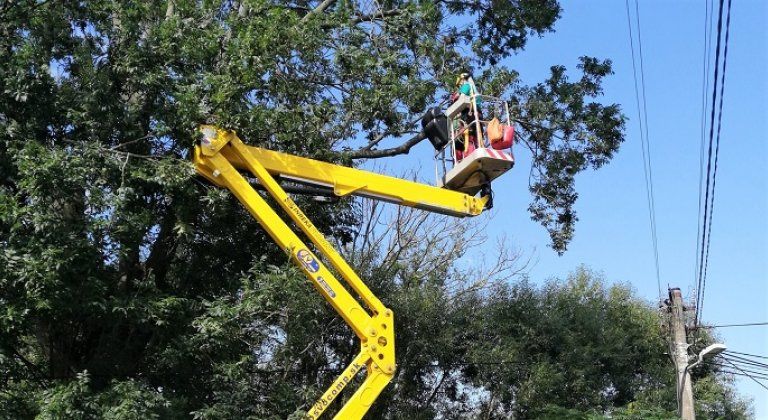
xmin=193 ymin=126 xmax=397 ymax=419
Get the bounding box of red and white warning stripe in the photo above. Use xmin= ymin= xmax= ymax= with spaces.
xmin=485 ymin=148 xmax=513 ymax=161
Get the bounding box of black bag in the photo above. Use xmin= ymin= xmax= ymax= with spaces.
xmin=421 ymin=107 xmax=450 ymax=150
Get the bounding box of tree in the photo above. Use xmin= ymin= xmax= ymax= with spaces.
xmin=0 ymin=0 xmax=651 ymax=418
xmin=353 ymin=222 xmax=751 ymax=420
xmin=287 ymin=202 xmax=749 ymax=419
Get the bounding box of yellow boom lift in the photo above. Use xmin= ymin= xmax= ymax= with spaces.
xmin=193 ymin=87 xmax=514 ymax=419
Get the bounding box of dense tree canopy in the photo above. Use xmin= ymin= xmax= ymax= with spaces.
xmin=1 ymin=0 xmax=623 ymax=253
xmin=0 ymin=1 xmax=750 ymax=419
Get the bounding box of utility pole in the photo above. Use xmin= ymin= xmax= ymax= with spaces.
xmin=668 ymin=287 xmax=695 ymax=420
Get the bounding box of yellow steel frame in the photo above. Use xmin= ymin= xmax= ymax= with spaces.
xmin=200 ymin=135 xmax=488 ymax=218
xmin=193 ymin=126 xmax=486 ymax=419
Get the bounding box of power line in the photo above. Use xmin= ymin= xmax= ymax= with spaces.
xmin=699 ymin=321 xmax=768 ymax=329
xmin=695 ymin=0 xmax=732 ymax=326
xmin=704 ymin=361 xmax=768 ymax=378
xmin=714 ymin=369 xmax=768 ymax=382
xmin=695 ymin=0 xmax=715 ymax=317
xmin=725 ymin=350 xmax=768 ymax=360
xmin=718 ymin=356 xmax=768 ymax=371
xmin=695 ymin=0 xmax=725 ymax=326
xmin=723 ymin=358 xmax=768 ymax=391
xmin=625 ymin=0 xmax=661 ymax=299
xmin=633 ymin=0 xmax=661 ymax=299
xmin=699 ymin=0 xmax=733 ymax=327
xmin=721 ymin=353 xmax=768 ymax=368
xmin=719 ymin=354 xmax=768 ymax=369
xmin=248 ymin=355 xmax=658 ymax=377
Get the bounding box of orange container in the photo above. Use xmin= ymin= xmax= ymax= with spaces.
xmin=491 ymin=124 xmax=514 ymax=150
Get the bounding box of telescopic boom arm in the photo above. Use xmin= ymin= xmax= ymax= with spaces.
xmin=193 ymin=126 xmax=489 ymax=419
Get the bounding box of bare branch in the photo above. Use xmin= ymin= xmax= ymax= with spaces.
xmin=347 ymin=193 xmax=528 ymax=301
xmin=361 ymin=114 xmax=424 ymax=152
xmin=350 ymin=9 xmax=401 ymax=25
xmin=319 ymin=8 xmax=403 ymax=29
xmin=301 ymin=0 xmax=336 ymax=22
xmin=346 ymin=130 xmax=426 ymax=159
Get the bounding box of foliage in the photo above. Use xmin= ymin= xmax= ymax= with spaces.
xmin=1 ymin=0 xmax=624 ymax=253
xmin=0 ymin=1 xmax=746 ymax=419
xmin=513 ymin=57 xmax=625 ymax=252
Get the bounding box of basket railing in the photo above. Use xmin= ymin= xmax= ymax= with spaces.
xmin=434 ymin=93 xmax=511 ymax=185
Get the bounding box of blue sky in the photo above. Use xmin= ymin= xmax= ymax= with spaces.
xmin=499 ymin=0 xmax=767 ymax=413
xmin=371 ymin=0 xmax=767 ymax=415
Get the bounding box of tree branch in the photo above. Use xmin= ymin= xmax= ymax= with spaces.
xmin=320 ymin=8 xmax=403 ymax=29
xmin=346 ymin=130 xmax=426 ymax=159
xmin=301 ymin=0 xmax=336 ymax=22
xmin=351 ymin=9 xmax=401 ymax=25
xmin=422 ymin=367 xmax=448 ymax=409
xmin=144 ymin=210 xmax=178 ymax=292
xmin=8 ymin=346 xmax=49 ymax=385
xmin=361 ymin=114 xmax=424 ymax=152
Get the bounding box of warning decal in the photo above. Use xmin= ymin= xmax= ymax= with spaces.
xmin=296 ymin=249 xmax=320 ymax=273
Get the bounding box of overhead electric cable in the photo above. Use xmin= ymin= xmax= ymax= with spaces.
xmin=625 ymin=0 xmax=662 ymax=298
xmin=723 ymin=358 xmax=768 ymax=391
xmin=633 ymin=0 xmax=661 ymax=297
xmin=698 ymin=0 xmax=732 ymax=326
xmin=704 ymin=361 xmax=768 ymax=377
xmin=695 ymin=0 xmax=715 ymax=307
xmin=717 ymin=371 xmax=768 ymax=381
xmin=695 ymin=0 xmax=730 ymax=326
xmin=712 ymin=368 xmax=768 ymax=381
xmin=720 ymin=353 xmax=768 ymax=368
xmin=718 ymin=365 xmax=768 ymax=376
xmin=699 ymin=321 xmax=768 ymax=328
xmin=718 ymin=356 xmax=768 ymax=371
xmin=725 ymin=350 xmax=768 ymax=360
xmin=719 ymin=353 xmax=768 ymax=367
xmin=696 ymin=0 xmax=724 ymax=326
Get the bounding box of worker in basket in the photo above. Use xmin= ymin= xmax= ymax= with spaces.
xmin=450 ymin=72 xmax=483 ymax=160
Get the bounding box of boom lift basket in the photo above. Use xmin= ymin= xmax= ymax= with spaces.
xmin=433 ymin=93 xmax=515 ymax=195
